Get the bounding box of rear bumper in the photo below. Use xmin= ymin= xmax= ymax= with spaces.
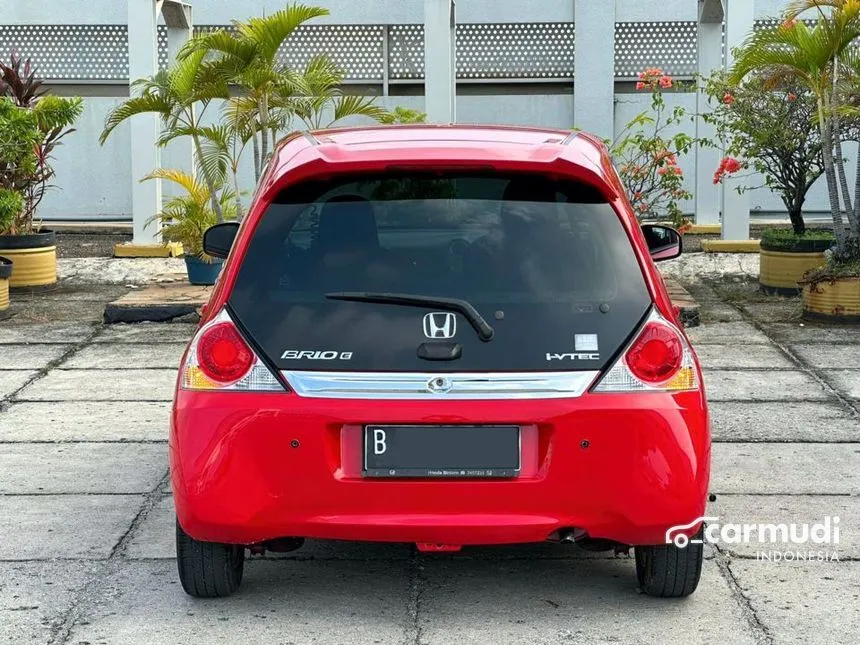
xmin=170 ymin=389 xmax=710 ymax=547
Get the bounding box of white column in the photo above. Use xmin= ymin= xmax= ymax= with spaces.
xmin=573 ymin=0 xmax=615 ymax=141
xmin=722 ymin=0 xmax=754 ymax=240
xmin=424 ymin=0 xmax=456 ymax=123
xmin=167 ymin=7 xmax=194 ymax=176
xmin=695 ymin=17 xmax=723 ymax=226
xmin=127 ymin=0 xmax=162 ymax=244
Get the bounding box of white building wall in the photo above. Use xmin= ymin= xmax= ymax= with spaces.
xmin=2 ymin=0 xmax=832 ymax=222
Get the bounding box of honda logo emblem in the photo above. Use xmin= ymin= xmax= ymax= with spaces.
xmin=423 ymin=312 xmax=457 ymax=339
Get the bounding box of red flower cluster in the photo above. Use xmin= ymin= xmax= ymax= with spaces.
xmin=655 ymin=150 xmax=683 ymax=177
xmin=636 ymin=68 xmax=673 ymax=91
xmin=781 ymin=18 xmax=798 ymax=31
xmin=723 ymin=93 xmax=735 ymax=105
xmin=713 ymin=157 xmax=742 ymax=184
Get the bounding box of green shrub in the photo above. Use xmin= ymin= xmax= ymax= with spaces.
xmin=760 ymin=227 xmax=835 ymax=252
xmin=0 ymin=188 xmax=23 ymax=234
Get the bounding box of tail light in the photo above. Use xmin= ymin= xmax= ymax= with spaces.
xmin=594 ymin=309 xmax=699 ymax=393
xmin=181 ymin=309 xmax=284 ymax=392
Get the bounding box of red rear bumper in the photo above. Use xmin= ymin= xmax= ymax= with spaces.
xmin=170 ymin=389 xmax=710 ymax=546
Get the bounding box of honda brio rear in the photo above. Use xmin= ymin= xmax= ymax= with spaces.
xmin=170 ymin=125 xmax=710 ymax=599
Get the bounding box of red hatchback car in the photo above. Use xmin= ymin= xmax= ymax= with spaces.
xmin=170 ymin=125 xmax=710 ymax=599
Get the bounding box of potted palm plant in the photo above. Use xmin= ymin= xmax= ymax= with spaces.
xmin=0 ymin=54 xmax=81 ymax=289
xmin=144 ymin=169 xmax=237 ymax=285
xmin=732 ymin=4 xmax=860 ymax=321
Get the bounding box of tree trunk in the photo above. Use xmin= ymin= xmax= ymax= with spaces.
xmin=259 ymin=94 xmax=270 ymax=176
xmin=252 ymin=133 xmax=261 ymax=182
xmin=193 ymin=135 xmax=225 ymax=224
xmin=788 ymin=203 xmax=806 ymax=236
xmin=231 ymin=166 xmax=244 ymax=222
xmin=833 ymin=120 xmax=853 ymax=218
xmin=819 ymin=106 xmax=847 ymax=249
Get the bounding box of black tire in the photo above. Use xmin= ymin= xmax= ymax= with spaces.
xmin=175 ymin=518 xmax=245 ymax=598
xmin=634 ymin=529 xmax=704 ymax=598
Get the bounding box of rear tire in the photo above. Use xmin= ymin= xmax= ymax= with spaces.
xmin=176 ymin=518 xmax=245 ymax=598
xmin=634 ymin=529 xmax=703 ymax=598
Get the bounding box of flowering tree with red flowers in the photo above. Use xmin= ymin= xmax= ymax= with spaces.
xmin=702 ymin=72 xmax=840 ymax=236
xmin=611 ymin=68 xmax=696 ymax=229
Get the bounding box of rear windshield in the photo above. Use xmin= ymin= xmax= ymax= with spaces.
xmin=229 ymin=173 xmax=651 ymax=372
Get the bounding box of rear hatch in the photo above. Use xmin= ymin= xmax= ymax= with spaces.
xmin=228 ymin=172 xmax=651 ymax=376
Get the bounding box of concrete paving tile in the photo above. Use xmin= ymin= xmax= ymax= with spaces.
xmin=686 ymin=321 xmax=773 ymax=345
xmin=704 ymin=370 xmax=831 ymax=401
xmin=0 ymin=322 xmax=95 ymax=344
xmin=0 ymin=443 xmax=166 ymax=494
xmin=791 ymin=344 xmax=860 ymax=369
xmin=0 ymin=344 xmax=71 ymax=370
xmin=696 ymin=303 xmax=745 ymax=323
xmin=0 ymin=370 xmax=36 ymax=398
xmin=419 ymin=559 xmax=757 ymax=645
xmin=764 ymin=323 xmax=860 ymax=344
xmin=0 ymin=401 xmax=170 ymax=442
xmin=709 ymin=401 xmax=860 ymax=442
xmin=730 ymin=561 xmax=860 ymax=645
xmin=0 ymin=561 xmax=96 ymax=645
xmin=712 ymin=443 xmax=860 ymax=495
xmin=695 ymin=344 xmax=795 ymax=370
xmin=68 ymin=559 xmax=410 ymax=645
xmin=0 ymin=495 xmax=143 ymax=560
xmin=18 ymin=369 xmax=177 ymax=401
xmin=92 ymin=323 xmax=196 ymax=344
xmin=62 ymin=343 xmax=187 ymax=369
xmin=825 ymin=370 xmax=860 ymax=400
xmin=709 ymin=495 xmax=856 ymax=558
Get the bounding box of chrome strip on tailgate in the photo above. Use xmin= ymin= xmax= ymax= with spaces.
xmin=281 ymin=370 xmax=600 ymax=400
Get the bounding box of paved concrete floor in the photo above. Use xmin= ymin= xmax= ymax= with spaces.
xmin=1 ymin=287 xmax=859 ymax=644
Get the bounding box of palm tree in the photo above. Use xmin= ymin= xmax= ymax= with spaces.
xmin=179 ymin=4 xmax=330 ymax=181
xmin=280 ymin=55 xmax=389 ymax=130
xmin=181 ymin=4 xmax=395 ymax=182
xmin=143 ymin=168 xmax=237 ymax=259
xmin=731 ymin=8 xmax=860 ymax=253
xmin=100 ymin=50 xmax=230 ymax=222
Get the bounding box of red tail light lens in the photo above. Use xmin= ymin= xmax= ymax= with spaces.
xmin=197 ymin=322 xmax=254 ymax=383
xmin=624 ymin=322 xmax=683 ymax=383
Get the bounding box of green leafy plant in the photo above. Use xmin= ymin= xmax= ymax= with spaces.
xmin=144 ymin=169 xmax=237 ymax=261
xmin=731 ymin=3 xmax=860 ymax=274
xmin=100 ymin=51 xmax=231 ymax=222
xmin=377 ymin=106 xmax=427 ymax=125
xmin=0 ymin=54 xmax=81 ymax=235
xmin=0 ymin=187 xmax=23 ymax=233
xmin=760 ymin=227 xmax=835 ymax=251
xmin=610 ymin=68 xmax=696 ymax=228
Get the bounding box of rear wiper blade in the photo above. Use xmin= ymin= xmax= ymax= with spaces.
xmin=325 ymin=292 xmax=495 ymax=342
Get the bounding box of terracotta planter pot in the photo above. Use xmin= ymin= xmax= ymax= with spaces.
xmin=0 ymin=231 xmax=58 ymax=289
xmin=759 ymin=238 xmax=831 ymax=296
xmin=0 ymin=255 xmax=11 ymax=313
xmin=803 ymin=277 xmax=860 ymax=324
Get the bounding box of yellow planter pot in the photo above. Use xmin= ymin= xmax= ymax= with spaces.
xmin=0 ymin=257 xmax=10 ymax=312
xmin=0 ymin=231 xmax=58 ymax=289
xmin=760 ymin=249 xmax=827 ymax=295
xmin=803 ymin=278 xmax=860 ymax=324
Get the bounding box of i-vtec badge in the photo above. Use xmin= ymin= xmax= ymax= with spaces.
xmin=547 ymin=352 xmax=601 ymax=361
xmin=281 ymin=350 xmax=354 ymax=361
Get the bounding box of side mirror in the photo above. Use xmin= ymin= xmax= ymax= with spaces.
xmin=203 ymin=222 xmax=240 ymax=259
xmin=641 ymin=224 xmax=682 ymax=262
